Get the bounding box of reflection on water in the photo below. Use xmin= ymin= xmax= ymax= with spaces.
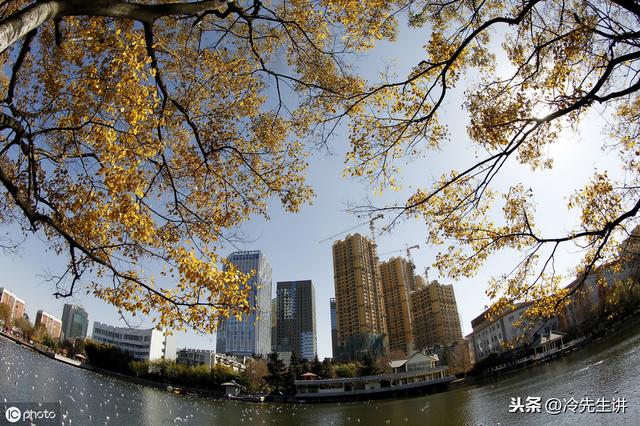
xmin=1 ymin=323 xmax=639 ymax=425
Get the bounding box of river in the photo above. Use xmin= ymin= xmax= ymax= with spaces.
xmin=1 ymin=322 xmax=639 ymax=425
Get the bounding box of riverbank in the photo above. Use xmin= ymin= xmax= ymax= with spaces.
xmin=3 ymin=322 xmax=638 ymax=424
xmin=454 ymin=308 xmax=640 ymax=388
xmin=3 ymin=311 xmax=640 ymax=406
xmin=0 ymin=331 xmax=228 ymax=399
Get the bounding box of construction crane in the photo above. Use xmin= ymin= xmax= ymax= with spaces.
xmin=357 ymin=213 xmax=385 ymax=244
xmin=318 ymin=213 xmax=384 ymax=244
xmin=379 ymin=244 xmax=420 ymax=262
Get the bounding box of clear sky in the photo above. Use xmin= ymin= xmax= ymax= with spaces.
xmin=0 ymin=18 xmax=625 ymax=360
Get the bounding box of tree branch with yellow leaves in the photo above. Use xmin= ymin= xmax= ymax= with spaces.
xmin=0 ymin=0 xmax=402 ymax=332
xmin=345 ymin=0 xmax=640 ymax=333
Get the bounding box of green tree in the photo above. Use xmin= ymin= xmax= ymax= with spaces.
xmin=321 ymin=359 xmax=336 ymax=379
xmin=243 ymin=358 xmax=268 ymax=393
xmin=130 ymin=360 xmax=149 ymax=377
xmin=334 ymin=362 xmax=358 ymax=378
xmin=310 ymin=355 xmax=323 ymax=377
xmin=41 ymin=333 xmax=59 ymax=351
xmin=266 ymin=352 xmax=286 ymax=393
xmin=85 ymin=340 xmax=133 ymax=373
xmin=211 ymin=364 xmax=240 ymax=389
xmin=284 ymin=351 xmax=303 ymax=394
xmin=288 ymin=351 xmax=302 ymax=378
xmin=603 ymin=278 xmax=640 ymax=321
xmin=446 ymin=343 xmax=473 ymax=377
xmin=12 ymin=316 xmax=33 ymax=339
xmin=357 ymin=353 xmax=380 ymax=377
xmin=0 ymin=303 xmax=10 ymax=326
xmin=31 ymin=323 xmax=48 ymax=343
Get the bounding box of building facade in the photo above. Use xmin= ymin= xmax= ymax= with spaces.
xmin=559 ymin=260 xmax=640 ymax=331
xmin=35 ymin=310 xmax=62 ymax=340
xmin=275 ymin=280 xmax=317 ymax=360
xmin=410 ymin=281 xmax=463 ymax=350
xmin=216 ymin=251 xmax=272 ymax=357
xmin=176 ymin=348 xmax=247 ymax=371
xmin=330 ymin=298 xmax=337 ymax=359
xmin=294 ymin=351 xmax=451 ymax=399
xmin=271 ymin=297 xmax=277 ymax=353
xmin=333 ymin=233 xmax=387 ymax=360
xmin=379 ymin=257 xmax=416 ymax=355
xmin=469 ymin=302 xmax=532 ymax=362
xmin=61 ymin=304 xmax=89 ymax=340
xmin=0 ymin=287 xmax=25 ymax=322
xmin=91 ymin=322 xmax=176 ymax=361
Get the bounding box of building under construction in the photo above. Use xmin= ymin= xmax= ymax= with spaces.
xmin=379 ymin=257 xmax=416 ymax=356
xmin=410 ymin=280 xmax=463 ymax=350
xmin=332 ymin=233 xmax=387 ymax=360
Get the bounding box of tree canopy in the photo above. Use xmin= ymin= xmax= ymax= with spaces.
xmin=345 ymin=0 xmax=640 ymax=325
xmin=0 ymin=0 xmax=398 ymax=332
xmin=1 ymin=0 xmax=639 ymax=334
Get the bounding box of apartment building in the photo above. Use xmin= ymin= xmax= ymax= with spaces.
xmin=333 ymin=233 xmax=387 ymax=360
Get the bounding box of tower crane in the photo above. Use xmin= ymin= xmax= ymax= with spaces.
xmin=357 ymin=213 xmax=384 ymax=245
xmin=379 ymin=244 xmax=420 ymax=263
xmin=318 ymin=213 xmax=384 ymax=244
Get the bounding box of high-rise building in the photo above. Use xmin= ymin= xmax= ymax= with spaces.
xmin=92 ymin=322 xmax=176 ymax=361
xmin=35 ymin=310 xmax=62 ymax=340
xmin=329 ymin=298 xmax=337 ymax=359
xmin=61 ymin=304 xmax=89 ymax=340
xmin=271 ymin=297 xmax=277 ymax=353
xmin=216 ymin=250 xmax=272 ymax=357
xmin=0 ymin=287 xmax=25 ymax=322
xmin=379 ymin=257 xmax=415 ymax=355
xmin=275 ymin=280 xmax=317 ymax=360
xmin=410 ymin=280 xmax=463 ymax=350
xmin=414 ymin=275 xmax=427 ymax=289
xmin=333 ymin=233 xmax=387 ymax=360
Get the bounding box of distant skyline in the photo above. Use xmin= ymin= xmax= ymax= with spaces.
xmin=0 ymin=18 xmax=625 ymax=360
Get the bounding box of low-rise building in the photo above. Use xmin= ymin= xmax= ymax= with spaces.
xmin=176 ymin=348 xmax=247 ymax=371
xmin=469 ymin=302 xmax=532 ymax=362
xmin=388 ymin=351 xmax=439 ymax=374
xmin=35 ymin=310 xmax=62 ymax=340
xmin=559 ymin=260 xmax=640 ymax=331
xmin=0 ymin=287 xmax=25 ymax=322
xmin=91 ymin=322 xmax=176 ymax=361
xmin=294 ymin=350 xmax=451 ymax=400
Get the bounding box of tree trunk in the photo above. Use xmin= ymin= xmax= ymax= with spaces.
xmin=0 ymin=1 xmax=60 ymax=53
xmin=0 ymin=0 xmax=228 ymax=53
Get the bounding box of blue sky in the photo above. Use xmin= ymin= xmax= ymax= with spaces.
xmin=0 ymin=17 xmax=626 ymax=360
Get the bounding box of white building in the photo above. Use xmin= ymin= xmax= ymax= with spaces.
xmin=176 ymin=348 xmax=247 ymax=371
xmin=469 ymin=302 xmax=532 ymax=362
xmin=91 ymin=322 xmax=176 ymax=361
xmin=0 ymin=287 xmax=26 ymax=322
xmin=389 ymin=351 xmax=440 ymax=374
